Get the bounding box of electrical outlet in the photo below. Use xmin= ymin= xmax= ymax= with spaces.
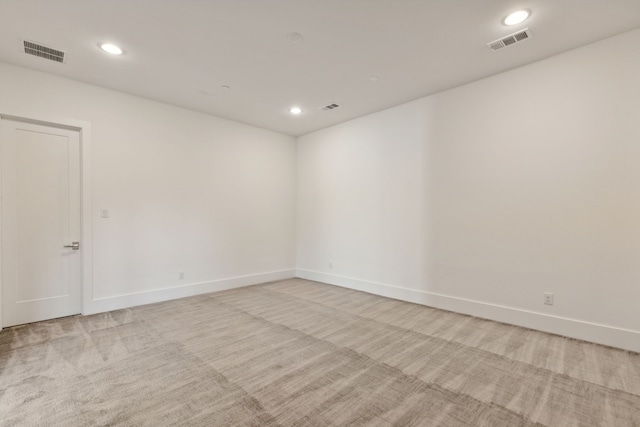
xmin=329 ymin=261 xmax=333 ymax=269
xmin=544 ymin=292 xmax=554 ymax=306
xmin=101 ymin=209 xmax=109 ymax=218
xmin=179 ymin=271 xmax=185 ymax=280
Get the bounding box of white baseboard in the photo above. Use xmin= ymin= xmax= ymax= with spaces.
xmin=84 ymin=269 xmax=296 ymax=315
xmin=296 ymin=269 xmax=640 ymax=353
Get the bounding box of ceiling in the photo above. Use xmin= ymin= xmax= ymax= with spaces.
xmin=0 ymin=1 xmax=639 ymax=136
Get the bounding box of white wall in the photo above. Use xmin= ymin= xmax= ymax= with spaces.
xmin=1 ymin=29 xmax=638 ymax=352
xmin=297 ymin=29 xmax=640 ymax=352
xmin=0 ymin=62 xmax=297 ymax=314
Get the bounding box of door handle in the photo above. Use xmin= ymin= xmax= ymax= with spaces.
xmin=63 ymin=241 xmax=80 ymax=250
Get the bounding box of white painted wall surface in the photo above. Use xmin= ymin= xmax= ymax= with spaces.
xmin=0 ymin=62 xmax=296 ymax=313
xmin=297 ymin=29 xmax=640 ymax=352
xmin=1 ymin=29 xmax=638 ymax=352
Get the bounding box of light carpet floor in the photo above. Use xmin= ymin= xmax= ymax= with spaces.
xmin=1 ymin=278 xmax=639 ymax=426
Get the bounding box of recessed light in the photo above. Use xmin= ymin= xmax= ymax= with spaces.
xmin=289 ymin=106 xmax=303 ymax=115
xmin=100 ymin=43 xmax=123 ymax=55
xmin=504 ymin=10 xmax=529 ymax=26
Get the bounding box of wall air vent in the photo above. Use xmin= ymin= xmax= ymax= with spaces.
xmin=487 ymin=29 xmax=531 ymax=51
xmin=23 ymin=40 xmax=66 ymax=63
xmin=321 ymin=103 xmax=340 ymax=111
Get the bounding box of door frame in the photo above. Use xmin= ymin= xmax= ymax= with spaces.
xmin=0 ymin=112 xmax=93 ymax=330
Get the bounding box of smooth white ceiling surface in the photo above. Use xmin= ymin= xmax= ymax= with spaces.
xmin=0 ymin=0 xmax=639 ymax=136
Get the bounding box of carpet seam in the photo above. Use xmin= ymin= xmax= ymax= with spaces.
xmin=255 ymin=283 xmax=640 ymax=400
xmin=211 ymin=296 xmax=550 ymax=427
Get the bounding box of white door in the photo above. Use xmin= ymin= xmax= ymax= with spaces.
xmin=1 ymin=118 xmax=82 ymax=327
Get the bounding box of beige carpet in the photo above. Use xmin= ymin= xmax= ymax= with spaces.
xmin=1 ymin=278 xmax=639 ymax=426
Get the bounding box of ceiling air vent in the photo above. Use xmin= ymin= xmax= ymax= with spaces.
xmin=23 ymin=40 xmax=66 ymax=63
xmin=487 ymin=29 xmax=531 ymax=51
xmin=321 ymin=103 xmax=340 ymax=111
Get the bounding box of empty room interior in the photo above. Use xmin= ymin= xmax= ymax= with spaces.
xmin=1 ymin=1 xmax=639 ymax=425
